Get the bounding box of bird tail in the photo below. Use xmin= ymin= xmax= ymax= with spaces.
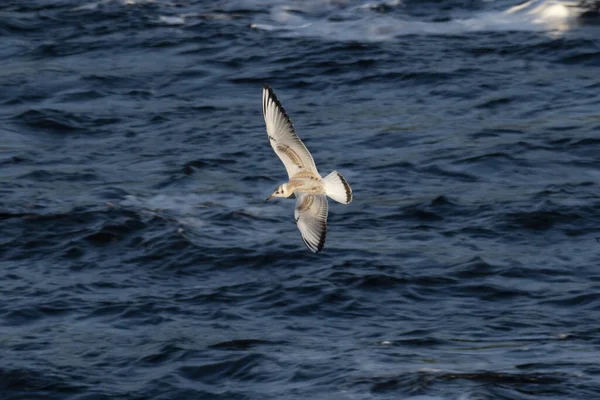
xmin=324 ymin=171 xmax=352 ymax=204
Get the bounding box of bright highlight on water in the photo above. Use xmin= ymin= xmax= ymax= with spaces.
xmin=262 ymin=85 xmax=352 ymax=253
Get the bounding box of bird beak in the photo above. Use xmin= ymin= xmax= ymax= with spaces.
xmin=266 ymin=194 xmax=274 ymax=201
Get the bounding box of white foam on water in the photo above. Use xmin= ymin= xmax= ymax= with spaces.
xmin=70 ymin=0 xmax=592 ymax=38
xmin=249 ymin=0 xmax=591 ymax=41
xmin=117 ymin=193 xmax=285 ymax=246
xmin=158 ymin=15 xmax=186 ymax=25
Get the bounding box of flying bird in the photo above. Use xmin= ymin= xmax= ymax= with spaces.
xmin=262 ymin=85 xmax=352 ymax=253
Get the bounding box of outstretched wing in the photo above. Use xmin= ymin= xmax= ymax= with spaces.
xmin=262 ymin=85 xmax=320 ymax=179
xmin=294 ymin=193 xmax=328 ymax=253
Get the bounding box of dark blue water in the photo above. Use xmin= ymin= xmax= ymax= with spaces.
xmin=2 ymin=0 xmax=600 ymax=399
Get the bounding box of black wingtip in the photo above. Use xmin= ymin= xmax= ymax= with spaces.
xmin=303 ymin=238 xmax=324 ymax=254
xmin=317 ymin=227 xmax=327 ymax=253
xmin=262 ymin=84 xmax=297 ymax=134
xmin=263 ymin=84 xmax=276 ymax=100
xmin=301 ymin=225 xmax=327 ymax=254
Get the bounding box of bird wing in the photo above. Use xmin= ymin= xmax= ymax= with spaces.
xmin=294 ymin=193 xmax=328 ymax=253
xmin=262 ymin=85 xmax=320 ymax=180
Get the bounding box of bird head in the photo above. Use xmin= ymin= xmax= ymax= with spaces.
xmin=266 ymin=184 xmax=292 ymax=200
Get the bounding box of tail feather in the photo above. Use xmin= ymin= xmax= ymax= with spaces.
xmin=324 ymin=171 xmax=352 ymax=204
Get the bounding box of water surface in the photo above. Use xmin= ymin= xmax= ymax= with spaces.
xmin=1 ymin=1 xmax=600 ymax=399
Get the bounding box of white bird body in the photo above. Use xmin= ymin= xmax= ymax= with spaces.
xmin=262 ymin=85 xmax=352 ymax=253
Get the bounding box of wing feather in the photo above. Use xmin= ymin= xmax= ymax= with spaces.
xmin=262 ymin=85 xmax=319 ymax=179
xmin=294 ymin=193 xmax=328 ymax=253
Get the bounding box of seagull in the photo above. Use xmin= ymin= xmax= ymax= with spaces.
xmin=262 ymin=85 xmax=352 ymax=253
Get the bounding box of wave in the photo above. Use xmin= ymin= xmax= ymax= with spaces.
xmin=249 ymin=0 xmax=600 ymax=41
